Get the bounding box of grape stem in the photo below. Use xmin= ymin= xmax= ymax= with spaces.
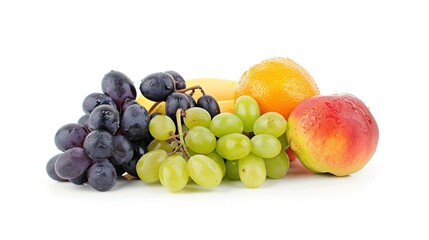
xmin=168 ymin=133 xmax=182 ymax=156
xmin=168 ymin=132 xmax=189 ymax=156
xmin=176 ymin=85 xmax=206 ymax=96
xmin=175 ymin=108 xmax=189 ymax=158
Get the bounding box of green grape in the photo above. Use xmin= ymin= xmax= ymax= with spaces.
xmin=184 ymin=126 xmax=216 ymax=154
xmin=147 ymin=139 xmax=178 ymax=152
xmin=206 ymin=151 xmax=226 ymax=178
xmin=209 ymin=113 xmax=244 ymax=137
xmin=264 ymin=151 xmax=290 ymax=179
xmin=159 ymin=155 xmax=189 ymax=192
xmin=234 ymin=95 xmax=260 ymax=132
xmin=277 ymin=133 xmax=289 ymax=150
xmin=238 ymin=153 xmax=266 ymax=188
xmin=253 ymin=112 xmax=287 ymax=137
xmin=149 ymin=115 xmax=176 ymax=140
xmin=136 ymin=149 xmax=168 ymax=182
xmin=187 ymin=154 xmax=222 ymax=187
xmin=251 ymin=134 xmax=281 ymax=158
xmin=225 ymin=160 xmax=240 ymax=180
xmin=184 ymin=107 xmax=212 ymax=129
xmin=216 ymin=133 xmax=251 ymax=160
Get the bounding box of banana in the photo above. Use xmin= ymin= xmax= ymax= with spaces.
xmin=136 ymin=78 xmax=238 ymax=114
xmin=217 ymin=100 xmax=235 ymax=113
xmin=136 ymin=95 xmax=160 ymax=112
xmin=184 ymin=78 xmax=238 ymax=101
xmin=147 ymin=101 xmax=166 ymax=115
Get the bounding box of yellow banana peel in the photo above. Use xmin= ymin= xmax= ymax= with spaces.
xmin=136 ymin=95 xmax=157 ymax=111
xmin=185 ymin=78 xmax=237 ymax=101
xmin=217 ymin=100 xmax=234 ymax=113
xmin=148 ymin=101 xmax=166 ymax=115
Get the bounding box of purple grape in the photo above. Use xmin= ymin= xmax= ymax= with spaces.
xmin=46 ymin=153 xmax=67 ymax=182
xmin=88 ymin=160 xmax=117 ymax=191
xmin=78 ymin=115 xmax=89 ymax=129
xmin=69 ymin=171 xmax=88 ymax=185
xmin=113 ymin=163 xmax=126 ymax=177
xmin=55 ymin=123 xmax=89 ymax=152
xmin=142 ymin=129 xmax=154 ymax=144
xmin=83 ymin=130 xmax=114 ymax=161
xmin=122 ymin=158 xmax=139 ymax=179
xmin=131 ymin=140 xmax=148 ymax=159
xmin=121 ymin=104 xmax=149 ymax=141
xmin=165 ymin=70 xmax=186 ymax=90
xmin=88 ymin=105 xmax=120 ymax=134
xmin=55 ymin=147 xmax=91 ymax=179
xmin=121 ymin=98 xmax=138 ymax=113
xmin=109 ymin=135 xmax=133 ymax=165
xmin=184 ymin=93 xmax=196 ymax=108
xmin=140 ymin=72 xmax=175 ymax=102
xmin=197 ymin=95 xmax=220 ymax=118
xmin=82 ymin=93 xmax=117 ymax=115
xmin=101 ymin=70 xmax=137 ymax=108
xmin=165 ymin=92 xmax=191 ymax=121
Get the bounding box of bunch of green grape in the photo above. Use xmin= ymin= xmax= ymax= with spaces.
xmin=136 ymin=95 xmax=290 ymax=192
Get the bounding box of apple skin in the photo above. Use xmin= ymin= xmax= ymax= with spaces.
xmin=285 ymin=147 xmax=297 ymax=161
xmin=286 ymin=94 xmax=379 ymax=176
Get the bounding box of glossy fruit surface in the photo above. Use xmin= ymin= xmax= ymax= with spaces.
xmin=187 ymin=154 xmax=222 ymax=187
xmin=102 ymin=70 xmax=136 ymax=108
xmin=286 ymin=94 xmax=379 ymax=176
xmin=140 ymin=72 xmax=175 ymax=102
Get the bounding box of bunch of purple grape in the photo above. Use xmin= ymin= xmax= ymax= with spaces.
xmin=46 ymin=70 xmax=220 ymax=191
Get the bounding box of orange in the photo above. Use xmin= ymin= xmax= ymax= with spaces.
xmin=235 ymin=57 xmax=320 ymax=120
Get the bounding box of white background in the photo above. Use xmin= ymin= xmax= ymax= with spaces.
xmin=1 ymin=0 xmax=428 ymax=239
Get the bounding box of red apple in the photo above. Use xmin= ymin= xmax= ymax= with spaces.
xmin=285 ymin=147 xmax=297 ymax=161
xmin=286 ymin=94 xmax=379 ymax=176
